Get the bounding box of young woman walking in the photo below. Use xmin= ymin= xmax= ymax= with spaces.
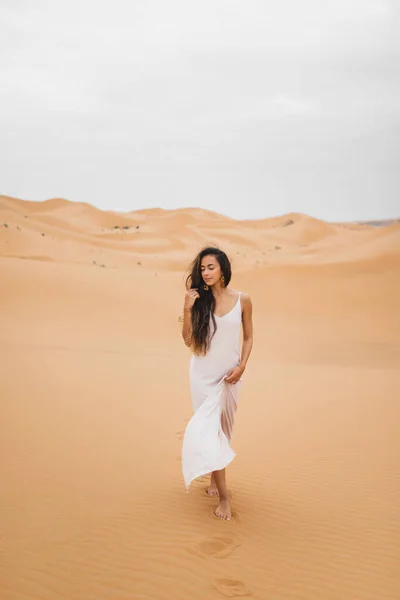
xmin=181 ymin=247 xmax=253 ymax=520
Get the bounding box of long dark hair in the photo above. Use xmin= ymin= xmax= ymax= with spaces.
xmin=185 ymin=247 xmax=232 ymax=355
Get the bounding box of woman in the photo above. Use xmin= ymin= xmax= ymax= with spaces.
xmin=181 ymin=247 xmax=253 ymax=520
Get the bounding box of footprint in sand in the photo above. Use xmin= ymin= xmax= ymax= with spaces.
xmin=199 ymin=536 xmax=239 ymax=559
xmin=188 ymin=536 xmax=239 ymax=559
xmin=212 ymin=578 xmax=253 ymax=598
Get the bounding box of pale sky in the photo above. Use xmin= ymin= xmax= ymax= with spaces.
xmin=1 ymin=0 xmax=399 ymax=221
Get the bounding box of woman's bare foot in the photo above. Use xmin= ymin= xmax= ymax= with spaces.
xmin=206 ymin=473 xmax=219 ymax=496
xmin=206 ymin=482 xmax=219 ymax=496
xmin=214 ymin=498 xmax=232 ymax=520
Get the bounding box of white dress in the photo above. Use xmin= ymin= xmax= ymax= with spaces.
xmin=182 ymin=292 xmax=242 ymax=490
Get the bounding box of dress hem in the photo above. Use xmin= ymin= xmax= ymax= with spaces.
xmin=183 ymin=450 xmax=236 ymax=491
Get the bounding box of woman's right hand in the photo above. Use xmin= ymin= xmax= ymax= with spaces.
xmin=184 ymin=288 xmax=200 ymax=310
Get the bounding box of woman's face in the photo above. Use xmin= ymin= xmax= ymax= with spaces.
xmin=200 ymin=254 xmax=222 ymax=286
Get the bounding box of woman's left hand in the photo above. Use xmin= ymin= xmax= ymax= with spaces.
xmin=224 ymin=366 xmax=244 ymax=384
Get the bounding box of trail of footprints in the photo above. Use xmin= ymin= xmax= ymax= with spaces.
xmin=187 ymin=535 xmax=253 ymax=597
xmin=188 ymin=536 xmax=253 ymax=597
xmin=178 ymin=428 xmax=252 ymax=597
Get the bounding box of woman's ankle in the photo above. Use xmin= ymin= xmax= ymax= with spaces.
xmin=218 ymin=493 xmax=229 ymax=502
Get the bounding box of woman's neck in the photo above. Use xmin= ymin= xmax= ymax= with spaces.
xmin=212 ymin=283 xmax=227 ymax=298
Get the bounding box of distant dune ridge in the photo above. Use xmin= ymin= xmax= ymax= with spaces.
xmin=1 ymin=195 xmax=399 ymax=271
xmin=1 ymin=194 xmax=399 ymax=600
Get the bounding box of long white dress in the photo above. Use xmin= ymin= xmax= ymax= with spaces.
xmin=182 ymin=292 xmax=242 ymax=490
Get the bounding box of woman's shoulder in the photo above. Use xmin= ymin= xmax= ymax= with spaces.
xmin=231 ymin=289 xmax=251 ymax=305
xmin=231 ymin=288 xmax=249 ymax=297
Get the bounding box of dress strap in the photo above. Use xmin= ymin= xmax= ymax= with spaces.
xmin=237 ymin=291 xmax=242 ymax=312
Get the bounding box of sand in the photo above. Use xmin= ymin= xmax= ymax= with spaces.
xmin=1 ymin=195 xmax=399 ymax=600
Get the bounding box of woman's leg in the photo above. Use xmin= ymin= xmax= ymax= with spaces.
xmin=213 ymin=468 xmax=232 ymax=520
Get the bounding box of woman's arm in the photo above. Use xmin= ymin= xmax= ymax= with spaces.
xmin=225 ymin=293 xmax=253 ymax=384
xmin=181 ymin=288 xmax=199 ymax=347
xmin=182 ymin=307 xmax=192 ymax=347
xmin=239 ymin=293 xmax=253 ymax=370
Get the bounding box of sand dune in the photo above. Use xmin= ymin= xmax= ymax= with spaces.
xmin=2 ymin=196 xmax=399 ymax=271
xmin=131 ymin=206 xmax=232 ymax=222
xmin=241 ymin=212 xmax=304 ymax=229
xmin=281 ymin=215 xmax=339 ymax=244
xmin=1 ymin=195 xmax=399 ymax=600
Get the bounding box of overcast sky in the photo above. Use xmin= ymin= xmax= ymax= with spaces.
xmin=1 ymin=0 xmax=399 ymax=221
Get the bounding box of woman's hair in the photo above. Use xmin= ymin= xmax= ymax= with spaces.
xmin=186 ymin=247 xmax=232 ymax=355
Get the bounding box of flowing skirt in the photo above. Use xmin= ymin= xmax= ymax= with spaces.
xmin=182 ymin=372 xmax=240 ymax=490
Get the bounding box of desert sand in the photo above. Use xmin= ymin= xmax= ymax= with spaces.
xmin=1 ymin=194 xmax=399 ymax=600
